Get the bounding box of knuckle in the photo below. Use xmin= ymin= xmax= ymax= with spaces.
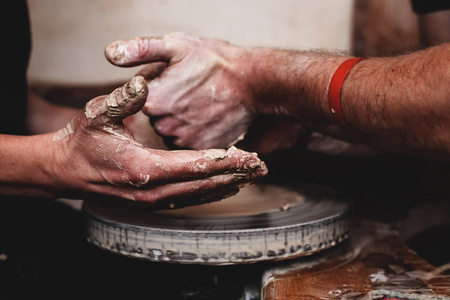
xmin=142 ymin=102 xmax=154 ymax=115
xmin=143 ymin=101 xmax=161 ymax=116
xmin=124 ymin=171 xmax=151 ymax=188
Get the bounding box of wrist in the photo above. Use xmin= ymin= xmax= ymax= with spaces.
xmin=0 ymin=133 xmax=59 ymax=198
xmin=239 ymin=47 xmax=281 ymax=115
xmin=241 ymin=48 xmax=356 ymax=135
xmin=238 ymin=47 xmax=317 ymax=116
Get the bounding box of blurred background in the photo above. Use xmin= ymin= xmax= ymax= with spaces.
xmin=27 ymin=0 xmax=355 ymax=85
xmin=27 ymin=0 xmax=424 ymax=89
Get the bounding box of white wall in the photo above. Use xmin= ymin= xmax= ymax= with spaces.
xmin=27 ymin=0 xmax=353 ymax=85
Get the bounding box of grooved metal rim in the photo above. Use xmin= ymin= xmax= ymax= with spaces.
xmin=82 ymin=184 xmax=351 ymax=265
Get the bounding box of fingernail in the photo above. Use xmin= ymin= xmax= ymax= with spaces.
xmin=105 ymin=41 xmax=124 ymax=63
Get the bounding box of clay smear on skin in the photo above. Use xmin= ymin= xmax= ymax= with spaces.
xmin=53 ymin=121 xmax=74 ymax=142
xmin=198 ymin=146 xmax=264 ymax=173
xmin=106 ymin=35 xmax=167 ymax=66
xmin=126 ymin=173 xmax=151 ymax=188
xmin=54 ymin=77 xmax=151 ymax=190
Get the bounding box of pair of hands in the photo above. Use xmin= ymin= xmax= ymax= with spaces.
xmin=50 ymin=75 xmax=267 ymax=209
xmin=104 ymin=32 xmax=307 ymax=154
xmin=52 ymin=33 xmax=308 ymax=208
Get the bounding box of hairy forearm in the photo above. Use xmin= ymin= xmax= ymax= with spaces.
xmin=244 ymin=43 xmax=450 ymax=160
xmin=243 ymin=48 xmax=347 ymax=135
xmin=0 ymin=134 xmax=55 ymax=198
xmin=344 ymin=44 xmax=450 ymax=159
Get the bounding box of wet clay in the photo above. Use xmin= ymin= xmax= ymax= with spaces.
xmin=159 ymin=184 xmax=305 ymax=217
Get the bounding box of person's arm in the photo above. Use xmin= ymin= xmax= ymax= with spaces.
xmin=105 ymin=34 xmax=449 ymax=160
xmin=0 ymin=76 xmax=267 ymax=209
xmin=244 ymin=43 xmax=450 ymax=160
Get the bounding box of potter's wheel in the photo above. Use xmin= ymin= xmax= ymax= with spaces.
xmin=82 ymin=183 xmax=350 ymax=265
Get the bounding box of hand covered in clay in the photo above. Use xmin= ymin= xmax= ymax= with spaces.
xmin=104 ymin=33 xmax=256 ymax=150
xmin=51 ymin=76 xmax=267 ymax=209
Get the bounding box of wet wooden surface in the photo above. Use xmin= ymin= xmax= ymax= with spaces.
xmin=262 ymin=220 xmax=450 ymax=300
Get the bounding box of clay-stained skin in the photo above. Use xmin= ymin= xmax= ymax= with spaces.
xmin=191 ymin=146 xmax=267 ymax=187
xmin=50 ymin=75 xmax=267 ymax=205
xmin=105 ymin=33 xmax=253 ymax=150
xmin=85 ymin=76 xmax=148 ymax=125
xmin=53 ymin=121 xmax=74 ymax=142
xmin=104 ymin=35 xmax=168 ymax=67
xmin=54 ymin=76 xmax=148 ymax=143
xmin=53 ymin=78 xmax=150 ymax=188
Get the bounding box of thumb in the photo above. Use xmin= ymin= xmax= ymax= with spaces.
xmin=85 ymin=76 xmax=148 ymax=126
xmin=105 ymin=36 xmax=176 ymax=67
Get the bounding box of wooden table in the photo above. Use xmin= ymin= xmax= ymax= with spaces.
xmin=261 ymin=219 xmax=450 ymax=300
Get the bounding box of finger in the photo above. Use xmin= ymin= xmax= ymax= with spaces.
xmin=121 ymin=147 xmax=268 ymax=186
xmin=84 ymin=76 xmax=148 ymax=126
xmin=109 ymin=174 xmax=246 ymax=209
xmin=86 ymin=147 xmax=268 ymax=207
xmin=104 ymin=36 xmax=177 ymax=67
xmin=136 ymin=174 xmax=242 ymax=208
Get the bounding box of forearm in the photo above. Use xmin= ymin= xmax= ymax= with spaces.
xmin=243 ymin=48 xmax=347 ymax=136
xmin=0 ymin=133 xmax=56 ymax=198
xmin=344 ymin=44 xmax=450 ymax=159
xmin=244 ymin=43 xmax=450 ymax=160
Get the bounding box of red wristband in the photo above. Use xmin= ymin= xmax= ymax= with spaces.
xmin=328 ymin=57 xmax=366 ymax=133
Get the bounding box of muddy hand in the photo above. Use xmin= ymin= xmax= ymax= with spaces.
xmin=51 ymin=76 xmax=267 ymax=208
xmin=104 ymin=33 xmax=256 ymax=150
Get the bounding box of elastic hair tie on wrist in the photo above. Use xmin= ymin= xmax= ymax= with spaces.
xmin=328 ymin=57 xmax=366 ymax=133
